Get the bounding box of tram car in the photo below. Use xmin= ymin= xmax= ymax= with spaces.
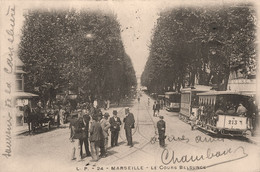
xmin=165 ymin=92 xmax=181 ymax=112
xmin=179 ymin=85 xmax=212 ymax=122
xmin=196 ymin=91 xmax=255 ymax=137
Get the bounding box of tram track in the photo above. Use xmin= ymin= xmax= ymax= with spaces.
xmin=108 ymin=100 xmax=159 ymax=164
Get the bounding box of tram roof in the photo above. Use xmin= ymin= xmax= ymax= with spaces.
xmin=197 ymin=90 xmax=256 ymax=96
xmin=165 ymin=91 xmax=180 ymax=95
xmin=181 ymin=85 xmax=212 ymax=93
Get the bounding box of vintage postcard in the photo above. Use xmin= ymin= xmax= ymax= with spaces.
xmin=0 ymin=0 xmax=260 ymax=171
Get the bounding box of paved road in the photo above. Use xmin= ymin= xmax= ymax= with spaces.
xmin=10 ymin=93 xmax=260 ymax=172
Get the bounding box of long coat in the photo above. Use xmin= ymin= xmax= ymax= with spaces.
xmin=82 ymin=114 xmax=91 ymax=138
xmin=89 ymin=120 xmax=103 ymax=142
xmin=70 ymin=118 xmax=85 ymax=140
xmin=123 ymin=113 xmax=135 ymax=129
xmin=157 ymin=119 xmax=166 ymax=139
xmin=100 ymin=118 xmax=111 ymax=138
xmin=109 ymin=117 xmax=121 ymax=131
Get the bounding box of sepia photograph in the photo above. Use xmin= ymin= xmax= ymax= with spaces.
xmin=0 ymin=0 xmax=259 ymax=171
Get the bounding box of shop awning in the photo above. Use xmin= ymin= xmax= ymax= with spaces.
xmin=14 ymin=92 xmax=38 ymax=98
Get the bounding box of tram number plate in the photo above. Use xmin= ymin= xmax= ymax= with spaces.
xmin=228 ymin=119 xmax=241 ymax=125
xmin=224 ymin=116 xmax=247 ymax=129
xmin=217 ymin=115 xmax=247 ymax=129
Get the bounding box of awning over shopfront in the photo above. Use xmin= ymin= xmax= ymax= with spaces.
xmin=14 ymin=92 xmax=38 ymax=98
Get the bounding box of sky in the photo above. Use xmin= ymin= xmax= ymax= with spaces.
xmin=114 ymin=1 xmax=161 ymax=76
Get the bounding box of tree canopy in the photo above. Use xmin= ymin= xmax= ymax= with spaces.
xmin=19 ymin=9 xmax=137 ymax=105
xmin=141 ymin=4 xmax=256 ymax=93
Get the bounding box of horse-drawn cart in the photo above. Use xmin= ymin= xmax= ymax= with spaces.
xmin=31 ymin=108 xmax=60 ymax=131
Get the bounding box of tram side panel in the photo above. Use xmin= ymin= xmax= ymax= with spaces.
xmin=179 ymin=93 xmax=190 ymax=121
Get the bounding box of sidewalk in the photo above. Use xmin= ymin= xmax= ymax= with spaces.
xmin=15 ymin=124 xmax=28 ymax=135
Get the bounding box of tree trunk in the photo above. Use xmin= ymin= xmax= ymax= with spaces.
xmin=190 ymin=71 xmax=195 ymax=87
xmin=222 ymin=68 xmax=230 ymax=91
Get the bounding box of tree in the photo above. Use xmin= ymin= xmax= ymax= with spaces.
xmin=19 ymin=9 xmax=137 ymax=106
xmin=142 ymin=4 xmax=256 ymax=93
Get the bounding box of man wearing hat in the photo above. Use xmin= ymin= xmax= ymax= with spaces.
xmin=123 ymin=108 xmax=135 ymax=147
xmin=100 ymin=113 xmax=111 ymax=157
xmin=80 ymin=109 xmax=91 ymax=158
xmin=157 ymin=115 xmax=166 ymax=147
xmin=89 ymin=115 xmax=103 ymax=162
xmin=109 ymin=110 xmax=122 ymax=147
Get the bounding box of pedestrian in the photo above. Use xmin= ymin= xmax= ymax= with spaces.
xmin=80 ymin=109 xmax=91 ymax=158
xmin=89 ymin=115 xmax=103 ymax=162
xmin=107 ymin=99 xmax=110 ymax=109
xmin=137 ymin=96 xmax=140 ymax=103
xmin=104 ymin=100 xmax=107 ymax=110
xmin=156 ymin=101 xmax=160 ymax=116
xmin=93 ymin=99 xmax=98 ymax=108
xmin=123 ymin=108 xmax=135 ymax=147
xmin=109 ymin=110 xmax=122 ymax=147
xmin=189 ymin=112 xmax=197 ymax=130
xmin=69 ymin=115 xmax=83 ymax=161
xmin=148 ymin=97 xmax=150 ymax=106
xmin=24 ymin=105 xmax=32 ymax=134
xmin=100 ymin=113 xmax=111 ymax=157
xmin=248 ymin=98 xmax=256 ymax=131
xmin=237 ymin=103 xmax=247 ymax=117
xmin=35 ymin=101 xmax=44 ymax=127
xmin=153 ymin=101 xmax=157 ymax=117
xmin=59 ymin=106 xmax=66 ymax=125
xmin=157 ymin=116 xmax=166 ymax=147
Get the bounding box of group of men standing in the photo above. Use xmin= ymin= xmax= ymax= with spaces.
xmin=69 ymin=107 xmax=135 ymax=162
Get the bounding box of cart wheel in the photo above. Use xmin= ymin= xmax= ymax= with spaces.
xmin=48 ymin=121 xmax=51 ymax=130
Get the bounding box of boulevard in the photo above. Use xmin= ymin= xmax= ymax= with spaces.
xmin=13 ymin=93 xmax=260 ymax=172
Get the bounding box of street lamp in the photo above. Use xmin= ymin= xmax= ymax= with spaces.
xmin=211 ymin=49 xmax=216 ymax=55
xmin=85 ymin=33 xmax=95 ymax=41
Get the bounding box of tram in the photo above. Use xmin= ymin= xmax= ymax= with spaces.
xmin=195 ymin=91 xmax=255 ymax=137
xmin=165 ymin=92 xmax=181 ymax=112
xmin=179 ymin=85 xmax=212 ymax=122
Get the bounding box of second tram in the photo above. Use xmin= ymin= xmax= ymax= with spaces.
xmin=165 ymin=92 xmax=181 ymax=112
xmin=179 ymin=86 xmax=212 ymax=122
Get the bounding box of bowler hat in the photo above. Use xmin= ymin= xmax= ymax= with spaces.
xmin=159 ymin=116 xmax=164 ymax=119
xmin=104 ymin=113 xmax=109 ymax=117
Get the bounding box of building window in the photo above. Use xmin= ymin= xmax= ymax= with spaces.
xmin=16 ymin=74 xmax=24 ymax=91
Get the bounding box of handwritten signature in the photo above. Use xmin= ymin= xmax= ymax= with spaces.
xmin=150 ymin=134 xmax=224 ymax=144
xmin=2 ymin=113 xmax=12 ymax=158
xmin=2 ymin=5 xmax=15 ymax=159
xmin=161 ymin=146 xmax=248 ymax=168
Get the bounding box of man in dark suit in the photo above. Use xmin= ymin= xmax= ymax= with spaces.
xmin=24 ymin=105 xmax=32 ymax=134
xmin=80 ymin=109 xmax=91 ymax=157
xmin=109 ymin=110 xmax=121 ymax=147
xmin=89 ymin=115 xmax=103 ymax=162
xmin=123 ymin=108 xmax=135 ymax=147
xmin=157 ymin=115 xmax=166 ymax=147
